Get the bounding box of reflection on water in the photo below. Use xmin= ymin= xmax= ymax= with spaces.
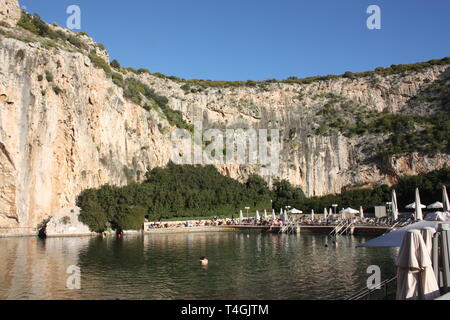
xmin=0 ymin=232 xmax=398 ymax=300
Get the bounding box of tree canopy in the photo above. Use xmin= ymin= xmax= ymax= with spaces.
xmin=77 ymin=164 xmax=450 ymax=232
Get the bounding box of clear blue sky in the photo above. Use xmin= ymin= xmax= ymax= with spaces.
xmin=19 ymin=0 xmax=450 ymax=81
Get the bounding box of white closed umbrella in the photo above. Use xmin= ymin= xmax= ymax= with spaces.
xmin=359 ymin=206 xmax=364 ymax=220
xmin=443 ymin=185 xmax=450 ymax=212
xmin=272 ymin=209 xmax=277 ymax=220
xmin=415 ymin=189 xmax=423 ymax=221
xmin=420 ymin=227 xmax=436 ymax=258
xmin=324 ymin=208 xmax=328 ymax=220
xmin=311 ymin=210 xmax=315 ymax=221
xmin=392 ymin=189 xmax=399 ymax=221
xmin=239 ymin=210 xmax=244 ymax=221
xmin=329 ymin=208 xmax=333 ymax=218
xmin=264 ymin=210 xmax=268 ymax=220
xmin=255 ymin=210 xmax=260 ymax=221
xmin=427 ymin=202 xmax=443 ymax=210
xmin=282 ymin=210 xmax=289 ymax=224
xmin=396 ymin=230 xmax=440 ymax=300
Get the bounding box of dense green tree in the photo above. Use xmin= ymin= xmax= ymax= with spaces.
xmin=77 ymin=190 xmax=108 ymax=232
xmin=112 ymin=205 xmax=146 ymax=231
xmin=77 ymin=165 xmax=450 ymax=232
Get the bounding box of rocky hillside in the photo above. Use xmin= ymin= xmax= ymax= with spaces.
xmin=0 ymin=0 xmax=449 ymax=235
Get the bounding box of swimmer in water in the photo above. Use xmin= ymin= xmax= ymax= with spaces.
xmin=200 ymin=256 xmax=209 ymax=266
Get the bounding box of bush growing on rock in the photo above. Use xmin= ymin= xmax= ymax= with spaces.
xmin=15 ymin=49 xmax=25 ymax=60
xmin=89 ymin=51 xmax=112 ymax=77
xmin=110 ymin=59 xmax=121 ymax=69
xmin=45 ymin=70 xmax=53 ymax=82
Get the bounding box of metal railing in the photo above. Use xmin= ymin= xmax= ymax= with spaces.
xmin=329 ymin=221 xmax=346 ymax=236
xmin=341 ymin=221 xmax=355 ymax=235
xmin=345 ymin=276 xmax=398 ymax=300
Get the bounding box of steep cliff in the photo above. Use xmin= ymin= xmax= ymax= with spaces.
xmin=0 ymin=1 xmax=449 ymax=235
xmin=0 ymin=0 xmax=20 ymax=28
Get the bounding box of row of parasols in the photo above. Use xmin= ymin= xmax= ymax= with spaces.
xmin=402 ymin=186 xmax=450 ymax=221
xmin=239 ymin=209 xmax=291 ymax=223
xmin=239 ymin=186 xmax=450 ymax=222
xmin=335 ymin=186 xmax=450 ymax=221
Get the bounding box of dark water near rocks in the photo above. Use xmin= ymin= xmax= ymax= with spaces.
xmin=0 ymin=232 xmax=398 ymax=300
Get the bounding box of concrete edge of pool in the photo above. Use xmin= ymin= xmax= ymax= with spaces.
xmin=0 ymin=225 xmax=391 ymax=238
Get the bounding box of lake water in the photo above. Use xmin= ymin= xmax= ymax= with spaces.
xmin=0 ymin=232 xmax=398 ymax=300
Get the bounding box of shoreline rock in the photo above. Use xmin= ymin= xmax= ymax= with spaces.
xmin=45 ymin=207 xmax=95 ymax=237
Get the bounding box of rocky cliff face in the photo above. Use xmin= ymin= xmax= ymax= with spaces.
xmin=0 ymin=0 xmax=20 ymax=28
xmin=0 ymin=0 xmax=449 ymax=235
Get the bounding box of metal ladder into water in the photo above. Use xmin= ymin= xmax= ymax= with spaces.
xmin=341 ymin=221 xmax=355 ymax=235
xmin=279 ymin=221 xmax=297 ymax=234
xmin=329 ymin=221 xmax=345 ymax=236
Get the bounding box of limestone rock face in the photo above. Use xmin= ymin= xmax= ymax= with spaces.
xmin=0 ymin=0 xmax=21 ymax=28
xmin=0 ymin=37 xmax=175 ymax=235
xmin=0 ymin=16 xmax=449 ymax=236
xmin=45 ymin=207 xmax=94 ymax=237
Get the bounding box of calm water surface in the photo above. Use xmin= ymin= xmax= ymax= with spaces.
xmin=0 ymin=232 xmax=398 ymax=300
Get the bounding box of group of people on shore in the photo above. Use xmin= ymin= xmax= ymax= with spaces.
xmin=146 ymin=213 xmax=408 ymax=232
xmin=147 ymin=217 xmax=240 ymax=230
xmin=146 ymin=216 xmax=289 ymax=231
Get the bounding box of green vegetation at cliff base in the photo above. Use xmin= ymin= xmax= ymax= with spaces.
xmin=77 ymin=164 xmax=450 ymax=233
xmin=77 ymin=163 xmax=273 ymax=232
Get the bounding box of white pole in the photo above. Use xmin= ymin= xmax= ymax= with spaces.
xmin=443 ymin=185 xmax=450 ymax=212
xmin=415 ymin=188 xmax=423 ymax=221
xmin=392 ymin=189 xmax=399 ymax=221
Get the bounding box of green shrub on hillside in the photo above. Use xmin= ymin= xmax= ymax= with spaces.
xmin=17 ymin=11 xmax=88 ymax=51
xmin=113 ymin=77 xmax=192 ymax=131
xmin=313 ymin=84 xmax=450 ymax=157
xmin=110 ymin=59 xmax=121 ymax=69
xmin=111 ymin=72 xmax=124 ymax=87
xmin=45 ymin=70 xmax=53 ymax=82
xmin=89 ymin=52 xmax=112 ymax=76
xmin=148 ymin=57 xmax=450 ymax=89
xmin=15 ymin=49 xmax=25 ymax=60
xmin=137 ymin=68 xmax=151 ymax=75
